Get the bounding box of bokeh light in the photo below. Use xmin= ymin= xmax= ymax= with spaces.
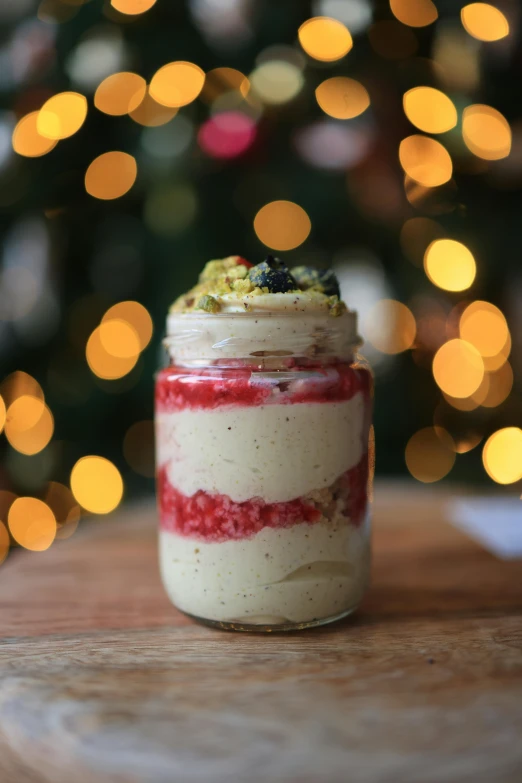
xmin=399 ymin=135 xmax=453 ymax=187
xmin=5 ymin=395 xmax=54 ymax=455
xmin=85 ymin=151 xmax=137 ymax=200
xmin=365 ymin=300 xmax=416 ymax=354
xmin=404 ymin=175 xmax=458 ymax=215
xmin=403 ymin=87 xmax=457 ymax=134
xmin=483 ymin=428 xmax=522 ymax=485
xmin=478 ymin=362 xmax=513 ymax=408
xmin=405 ymin=427 xmax=455 ymax=483
xmin=459 ymin=301 xmax=509 ymax=357
xmin=44 ymin=481 xmax=81 ymax=539
xmin=86 ymin=326 xmax=139 ymax=379
xmin=123 ymin=420 xmax=155 ymax=477
xmin=254 ymin=201 xmax=311 ymax=251
xmin=111 ymin=0 xmax=157 ymax=13
xmin=424 ymin=239 xmax=476 ymax=292
xmin=400 ymin=217 xmax=445 ymax=266
xmin=37 ymin=92 xmax=87 ymax=140
xmin=250 ymin=61 xmax=303 ymax=105
xmin=315 ymin=77 xmax=370 ymax=120
xmin=8 ymin=497 xmax=57 ymax=551
xmin=390 ymin=0 xmax=438 ymax=28
xmin=298 ymin=17 xmax=353 ymax=62
xmin=12 ymin=112 xmax=57 ymax=157
xmin=101 ymin=301 xmax=153 ymax=351
xmin=0 ymin=371 xmax=44 ymax=408
xmin=0 ymin=522 xmax=9 ymax=566
xmin=70 ymin=456 xmax=124 ymax=514
xmin=0 ymin=395 xmax=6 ymax=434
xmin=201 ymin=67 xmax=250 ymax=102
xmin=461 ymin=3 xmax=509 ymax=42
xmin=199 ymin=112 xmax=256 ymax=159
xmin=462 ymin=104 xmax=512 ymax=161
xmin=94 ymin=72 xmax=147 ymax=116
xmin=98 ymin=319 xmax=141 ymax=359
xmin=129 ymin=89 xmax=178 ymax=126
xmin=149 ymin=61 xmax=205 ymax=108
xmin=433 ymin=339 xmax=484 ymax=398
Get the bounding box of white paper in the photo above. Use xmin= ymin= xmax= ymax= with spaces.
xmin=449 ymin=497 xmax=522 ymax=559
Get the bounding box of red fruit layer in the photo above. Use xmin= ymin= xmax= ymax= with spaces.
xmin=158 ymin=456 xmax=369 ymax=542
xmin=156 ymin=363 xmax=372 ymax=413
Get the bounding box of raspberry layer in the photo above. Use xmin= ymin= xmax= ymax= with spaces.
xmin=156 ymin=362 xmax=372 ymax=412
xmin=158 ymin=455 xmax=369 ymax=543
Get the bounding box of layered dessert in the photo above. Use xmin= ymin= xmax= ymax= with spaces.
xmin=156 ymin=255 xmax=373 ymax=629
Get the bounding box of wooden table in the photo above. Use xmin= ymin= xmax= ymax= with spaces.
xmin=1 ymin=484 xmax=521 ymax=783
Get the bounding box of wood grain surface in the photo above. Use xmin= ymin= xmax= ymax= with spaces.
xmin=1 ymin=483 xmax=521 ymax=783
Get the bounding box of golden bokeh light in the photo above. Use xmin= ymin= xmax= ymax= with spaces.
xmin=111 ymin=0 xmax=157 ymax=13
xmin=254 ymin=200 xmax=311 ymax=251
xmin=201 ymin=68 xmax=250 ymax=102
xmin=405 ymin=427 xmax=455 ymax=483
xmin=8 ymin=497 xmax=57 ymax=551
xmin=483 ymin=329 xmax=511 ymax=371
xmin=483 ymin=428 xmax=522 ymax=484
xmin=390 ymin=0 xmax=438 ymax=28
xmin=37 ymin=92 xmax=87 ymax=140
xmin=424 ymin=239 xmax=476 ymax=292
xmin=250 ymin=61 xmax=303 ymax=105
xmin=85 ymin=151 xmax=137 ymax=200
xmin=0 ymin=521 xmax=9 ymax=566
xmin=5 ymin=396 xmax=54 ymax=455
xmin=404 ymin=175 xmax=458 ymax=215
xmin=45 ymin=481 xmax=81 ymax=539
xmin=98 ymin=319 xmax=141 ymax=360
xmin=365 ymin=299 xmax=416 ymax=354
xmin=129 ymin=88 xmax=178 ymax=126
xmin=461 ymin=3 xmax=509 ymax=42
xmin=94 ymin=72 xmax=147 ymax=116
xmin=123 ymin=420 xmax=155 ymax=477
xmin=477 ymin=362 xmax=513 ymax=408
xmin=0 ymin=371 xmax=44 ymax=409
xmin=399 ymin=135 xmax=453 ymax=187
xmin=403 ymin=87 xmax=457 ymax=134
xmin=315 ymin=77 xmax=370 ymax=120
xmin=459 ymin=301 xmax=509 ymax=357
xmin=462 ymin=104 xmax=511 ymax=161
xmin=0 ymin=395 xmax=5 ymax=435
xmin=86 ymin=326 xmax=139 ymax=379
xmin=443 ymin=392 xmax=480 ymax=412
xmin=12 ymin=112 xmax=58 ymax=157
xmin=101 ymin=301 xmax=153 ymax=351
xmin=433 ymin=339 xmax=484 ymax=398
xmin=70 ymin=456 xmax=124 ymax=514
xmin=150 ymin=61 xmax=205 ymax=108
xmin=400 ymin=217 xmax=445 ymax=266
xmin=298 ymin=17 xmax=353 ymax=62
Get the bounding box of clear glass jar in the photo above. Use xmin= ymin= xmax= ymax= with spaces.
xmin=155 ymin=308 xmax=373 ymax=631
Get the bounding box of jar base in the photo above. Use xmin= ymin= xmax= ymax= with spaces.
xmin=181 ymin=604 xmax=360 ymax=633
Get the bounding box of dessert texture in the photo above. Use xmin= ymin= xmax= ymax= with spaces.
xmin=156 ymin=255 xmax=373 ymax=627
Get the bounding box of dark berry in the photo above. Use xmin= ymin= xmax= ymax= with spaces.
xmin=291 ymin=266 xmax=341 ymax=298
xmin=249 ymin=260 xmax=296 ymax=293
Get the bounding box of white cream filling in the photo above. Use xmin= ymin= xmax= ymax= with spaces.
xmin=157 ymin=394 xmax=364 ymax=504
xmin=159 ymin=517 xmax=370 ymax=624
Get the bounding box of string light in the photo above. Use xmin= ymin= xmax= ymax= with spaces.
xmin=461 ymin=3 xmax=509 ymax=42
xmin=12 ymin=112 xmax=57 ymax=157
xmin=298 ymin=17 xmax=353 ymax=62
xmin=463 ymin=104 xmax=512 ymax=161
xmin=424 ymin=239 xmax=476 ymax=292
xmin=403 ymin=87 xmax=457 ymax=134
xmin=433 ymin=339 xmax=484 ymax=398
xmin=85 ymin=151 xmax=137 ymax=200
xmin=315 ymin=77 xmax=370 ymax=120
xmin=149 ymin=62 xmax=205 ymax=108
xmin=399 ymin=135 xmax=453 ymax=187
xmin=483 ymin=428 xmax=522 ymax=484
xmin=254 ymin=201 xmax=311 ymax=251
xmin=405 ymin=427 xmax=455 ymax=483
xmin=37 ymin=92 xmax=87 ymax=140
xmin=390 ymin=0 xmax=438 ymax=28
xmin=70 ymin=456 xmax=124 ymax=514
xmin=8 ymin=497 xmax=57 ymax=551
xmin=94 ymin=72 xmax=147 ymax=116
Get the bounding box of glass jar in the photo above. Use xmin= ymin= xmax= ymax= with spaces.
xmin=155 ymin=307 xmax=373 ymax=631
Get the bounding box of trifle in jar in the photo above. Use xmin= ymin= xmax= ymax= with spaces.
xmin=156 ymin=255 xmax=373 ymax=631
